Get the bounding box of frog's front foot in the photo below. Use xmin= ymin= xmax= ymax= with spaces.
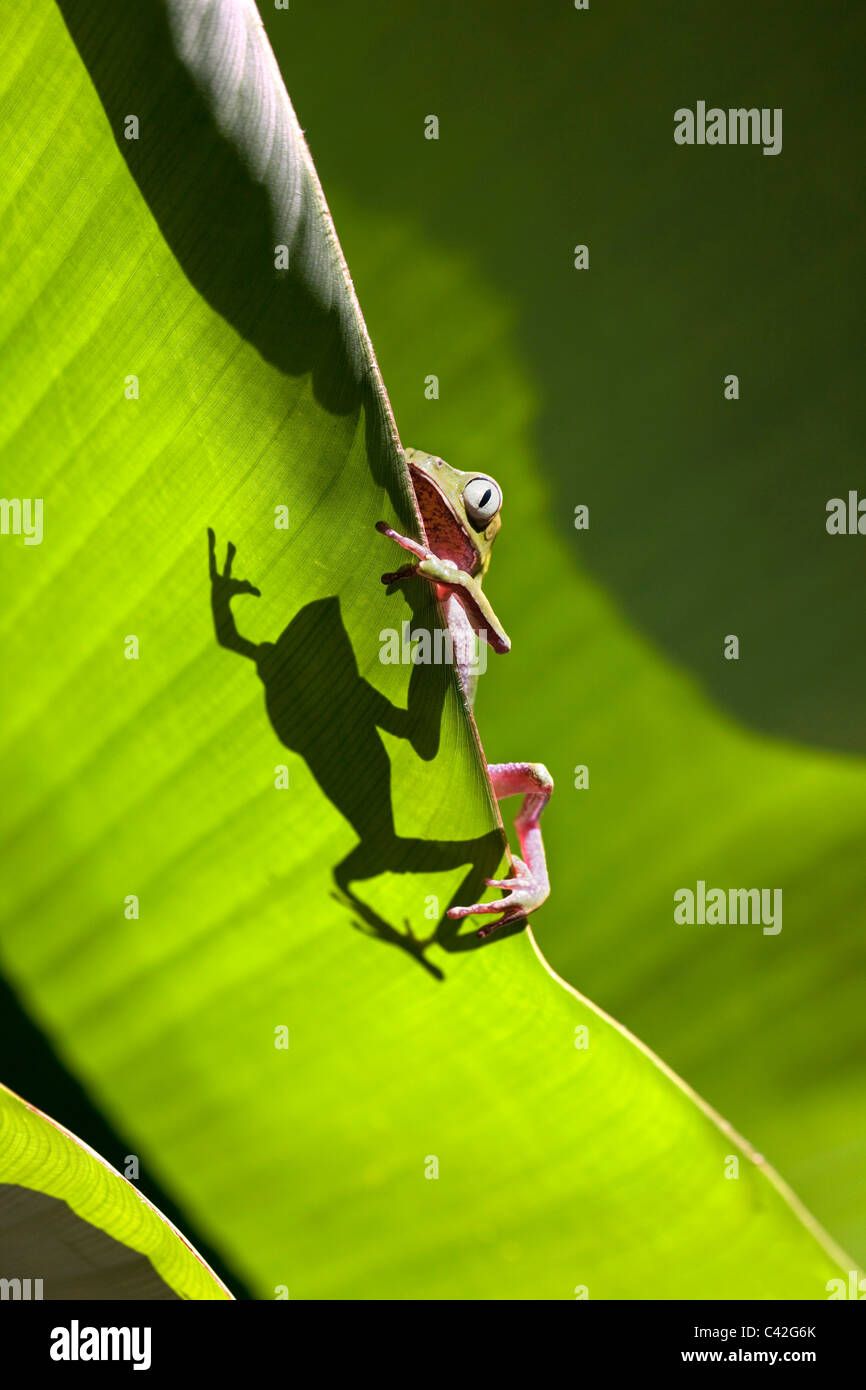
xmin=375 ymin=521 xmax=463 ymax=586
xmin=375 ymin=520 xmax=428 ymax=560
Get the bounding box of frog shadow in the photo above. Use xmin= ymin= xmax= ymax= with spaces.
xmin=209 ymin=533 xmax=517 ymax=980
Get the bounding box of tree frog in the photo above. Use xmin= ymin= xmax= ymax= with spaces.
xmin=377 ymin=447 xmax=553 ymax=938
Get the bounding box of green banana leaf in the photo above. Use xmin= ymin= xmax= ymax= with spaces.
xmin=0 ymin=0 xmax=857 ymax=1297
xmin=0 ymin=1083 xmax=231 ymax=1298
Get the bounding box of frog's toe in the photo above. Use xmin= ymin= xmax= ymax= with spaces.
xmin=477 ymin=911 xmax=527 ymax=939
xmin=446 ymin=898 xmax=504 ymax=920
xmin=375 ymin=521 xmax=430 ymax=561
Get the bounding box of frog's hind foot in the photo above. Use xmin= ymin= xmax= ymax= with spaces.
xmin=446 ymin=762 xmax=553 ymax=938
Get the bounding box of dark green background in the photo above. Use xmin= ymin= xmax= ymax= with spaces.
xmin=272 ymin=0 xmax=865 ymax=752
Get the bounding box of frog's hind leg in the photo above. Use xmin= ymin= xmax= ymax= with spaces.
xmin=446 ymin=762 xmax=554 ymax=938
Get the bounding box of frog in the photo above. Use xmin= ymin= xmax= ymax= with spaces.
xmin=376 ymin=447 xmax=553 ymax=938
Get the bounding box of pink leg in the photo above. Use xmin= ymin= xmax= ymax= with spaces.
xmin=447 ymin=762 xmax=554 ymax=937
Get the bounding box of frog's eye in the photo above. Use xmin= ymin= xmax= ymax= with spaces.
xmin=463 ymin=476 xmax=502 ymax=530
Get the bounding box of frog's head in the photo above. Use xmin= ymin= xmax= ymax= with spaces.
xmin=404 ymin=448 xmax=502 ymax=578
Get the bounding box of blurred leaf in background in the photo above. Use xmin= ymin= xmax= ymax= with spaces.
xmin=0 ymin=1083 xmax=231 ymax=1298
